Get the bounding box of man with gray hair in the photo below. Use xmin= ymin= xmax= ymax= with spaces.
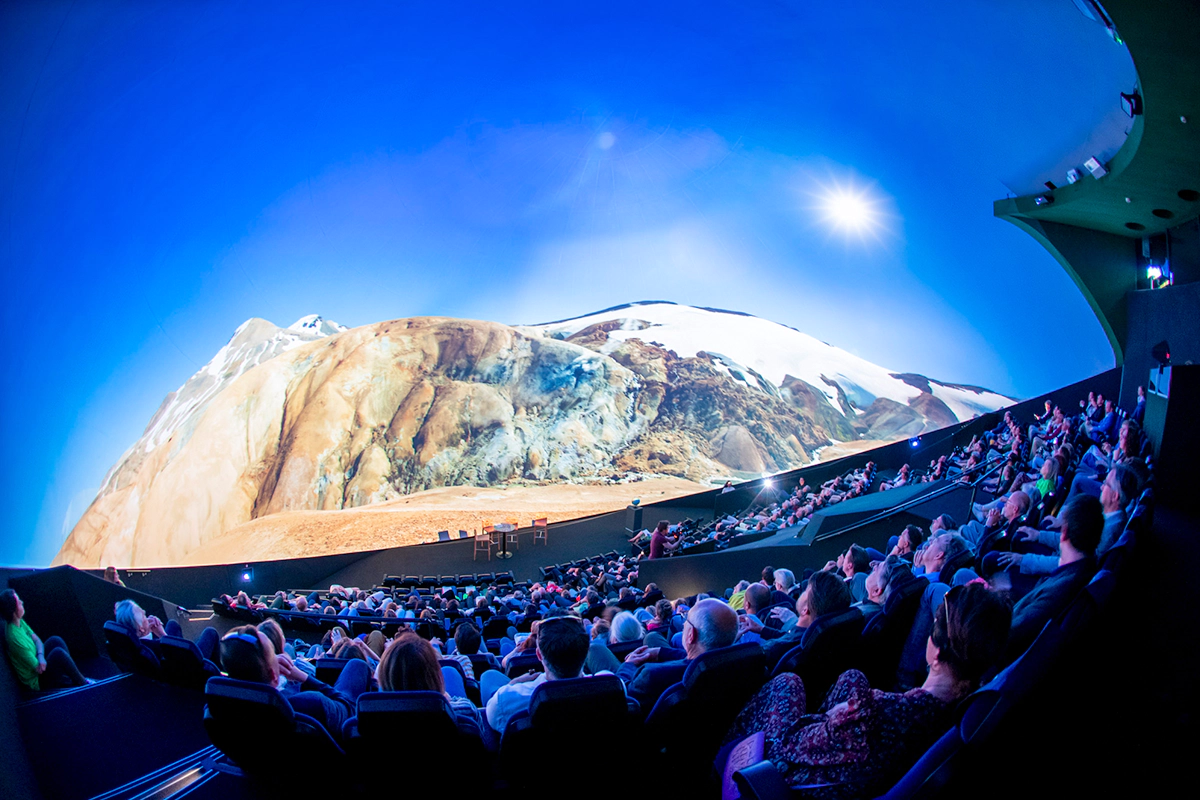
xmin=617 ymin=598 xmax=739 ymax=713
xmin=772 ymin=568 xmax=798 ymax=605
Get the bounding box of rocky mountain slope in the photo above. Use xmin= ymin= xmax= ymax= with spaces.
xmin=54 ymin=303 xmax=1013 ymax=567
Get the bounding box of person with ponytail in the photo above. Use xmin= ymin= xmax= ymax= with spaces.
xmin=724 ymin=582 xmax=1012 ymax=796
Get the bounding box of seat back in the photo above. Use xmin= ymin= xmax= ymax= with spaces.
xmin=774 ymin=608 xmax=865 ymax=710
xmin=204 ymin=676 xmax=343 ymax=774
xmin=861 ymin=578 xmax=925 ymax=690
xmin=607 ymin=639 xmax=642 ymax=661
xmin=505 ymin=653 xmax=543 ymax=678
xmin=501 ymin=675 xmax=637 ymax=789
xmin=102 ymin=621 xmax=162 ymax=678
xmin=352 ymin=690 xmax=460 ymax=740
xmin=483 ymin=616 xmax=511 ymax=640
xmin=158 ymin=635 xmax=219 ymax=690
xmin=467 ymin=652 xmax=501 ymax=677
xmin=645 ymin=642 xmax=767 ymax=778
xmin=346 ymin=692 xmax=484 ymax=785
xmin=878 ymin=686 xmax=1002 ymax=800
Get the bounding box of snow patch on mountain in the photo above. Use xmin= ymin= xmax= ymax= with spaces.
xmin=103 ymin=316 xmax=345 ymax=491
xmin=523 ymin=302 xmax=1012 ymax=421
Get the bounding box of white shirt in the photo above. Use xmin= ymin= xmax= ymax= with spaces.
xmin=485 ymin=672 xmax=547 ymax=734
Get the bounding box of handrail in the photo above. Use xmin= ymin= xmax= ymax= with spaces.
xmin=811 ymin=453 xmax=1006 ymax=543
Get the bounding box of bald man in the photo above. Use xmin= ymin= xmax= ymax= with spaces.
xmin=616 ymin=598 xmax=739 ymax=714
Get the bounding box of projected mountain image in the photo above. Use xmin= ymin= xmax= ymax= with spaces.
xmin=54 ymin=302 xmax=1014 ymax=568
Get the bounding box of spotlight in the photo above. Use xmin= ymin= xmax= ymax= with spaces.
xmin=909 ymin=437 xmax=921 ymax=448
xmin=1152 ymin=340 xmax=1171 ymax=368
xmin=1147 ymin=265 xmax=1162 ymax=280
xmin=1035 ymin=195 xmax=1054 ymax=206
xmin=763 ymin=479 xmax=774 ymax=488
xmin=1120 ymin=91 xmax=1143 ymax=117
xmin=1084 ymin=157 xmax=1108 ymax=179
xmin=241 ymin=567 xmax=254 ymax=583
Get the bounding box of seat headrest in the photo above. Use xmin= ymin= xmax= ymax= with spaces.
xmin=103 ymin=620 xmax=137 ymax=641
xmin=801 ymin=607 xmax=864 ymax=646
xmin=958 ymin=687 xmax=1002 ymax=743
xmin=529 ymin=674 xmax=628 ymax=727
xmin=357 ymin=691 xmax=457 ymax=738
xmin=206 ymin=676 xmax=294 ymax=720
xmin=683 ymin=642 xmax=765 ymax=689
xmin=160 ymin=635 xmax=203 ymax=659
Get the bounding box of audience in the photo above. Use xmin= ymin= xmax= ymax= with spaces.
xmin=725 ymin=583 xmax=1011 ymax=795
xmin=14 ymin=384 xmax=1143 ymax=797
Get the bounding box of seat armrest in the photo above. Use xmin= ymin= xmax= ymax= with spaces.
xmin=734 ymin=760 xmax=791 ymax=800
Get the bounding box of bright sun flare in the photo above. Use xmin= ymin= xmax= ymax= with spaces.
xmin=822 ymin=189 xmax=878 ymax=232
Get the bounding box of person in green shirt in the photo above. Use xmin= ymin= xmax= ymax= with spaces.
xmin=1 ymin=589 xmax=91 ymax=691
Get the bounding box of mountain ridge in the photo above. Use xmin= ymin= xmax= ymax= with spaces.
xmin=54 ymin=303 xmax=1015 ymax=568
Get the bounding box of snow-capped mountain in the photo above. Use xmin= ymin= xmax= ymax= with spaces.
xmin=56 ymin=304 xmax=1013 ymax=568
xmin=98 ymin=315 xmax=347 ymax=494
xmin=524 ymin=302 xmax=1010 ymax=423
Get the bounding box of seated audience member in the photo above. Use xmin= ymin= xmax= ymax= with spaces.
xmin=728 ymin=580 xmax=751 ymax=611
xmin=617 ymin=598 xmax=738 ymax=713
xmin=103 ymin=566 xmax=126 ymax=587
xmin=1 ymin=589 xmax=92 ymax=691
xmin=1085 ymin=398 xmax=1119 ymax=445
xmin=1007 ymin=495 xmax=1103 ymax=655
xmin=772 ymin=568 xmax=799 ymax=605
xmin=741 ymin=583 xmax=775 ymax=632
xmin=739 ymin=571 xmax=853 ymax=670
xmin=836 ymin=545 xmax=871 ymax=601
xmin=1132 ymin=385 xmax=1146 ymax=425
xmin=449 ymin=622 xmax=497 ymax=677
xmin=914 ymin=532 xmax=974 ymax=585
xmin=114 ymin=599 xmax=219 ymax=663
xmin=220 ymin=624 xmax=368 ymax=740
xmin=646 ymin=520 xmax=683 ymax=560
xmin=377 ymin=632 xmax=482 ymax=738
xmin=997 ymin=463 xmax=1135 ymax=579
xmin=961 ymin=492 xmax=1030 ymax=552
xmin=587 ymin=611 xmax=644 ymax=673
xmin=889 ymin=524 xmax=927 ymax=559
xmin=725 ymin=583 xmax=1011 ymax=795
xmin=644 ymin=599 xmax=676 ymax=648
xmin=856 ymin=556 xmax=914 ymax=616
xmin=486 ymin=615 xmax=591 ymax=734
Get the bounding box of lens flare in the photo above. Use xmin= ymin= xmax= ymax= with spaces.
xmin=822 ymin=188 xmax=879 ymax=232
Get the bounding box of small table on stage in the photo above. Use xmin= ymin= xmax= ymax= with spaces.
xmin=494 ymin=522 xmax=517 ymax=559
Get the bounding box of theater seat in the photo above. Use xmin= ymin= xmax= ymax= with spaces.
xmin=645 ymin=642 xmax=767 ymax=792
xmin=203 ymin=676 xmax=345 ymax=778
xmin=343 ymin=692 xmax=485 ymax=788
xmin=505 ymin=653 xmax=543 ymax=678
xmin=860 ymin=577 xmax=926 ymax=690
xmin=772 ymin=607 xmax=866 ymax=711
xmin=103 ymin=621 xmax=162 ymax=679
xmin=500 ymin=675 xmax=637 ymax=790
xmin=158 ymin=635 xmax=220 ymax=690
